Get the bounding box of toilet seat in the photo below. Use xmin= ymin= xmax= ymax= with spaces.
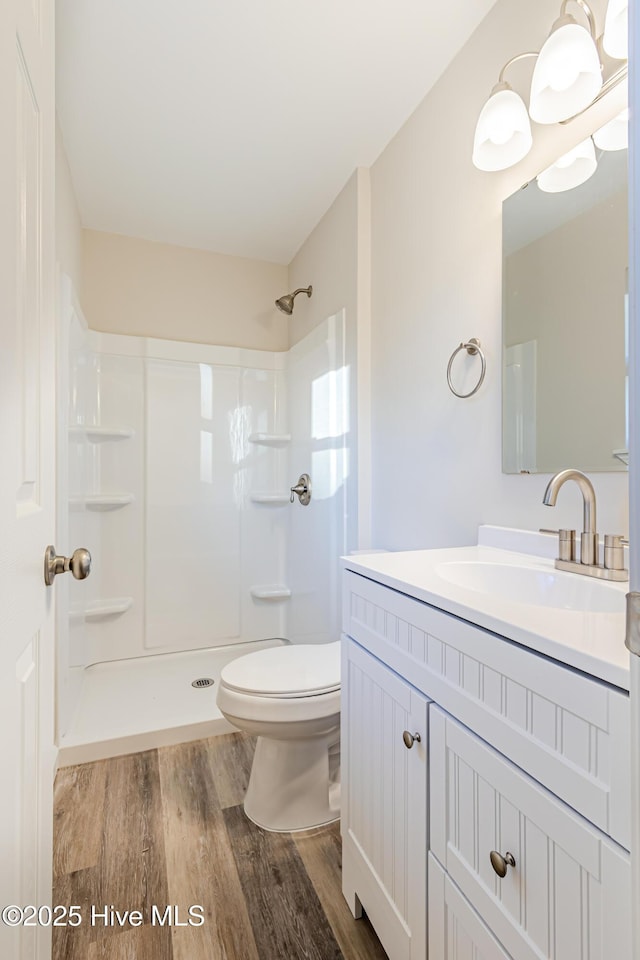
xmin=220 ymin=641 xmax=340 ymax=699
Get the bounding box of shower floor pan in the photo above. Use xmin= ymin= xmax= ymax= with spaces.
xmin=58 ymin=638 xmax=286 ymax=767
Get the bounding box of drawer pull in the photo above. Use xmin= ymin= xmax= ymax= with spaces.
xmin=402 ymin=731 xmax=421 ymax=749
xmin=489 ymin=850 xmax=516 ymax=878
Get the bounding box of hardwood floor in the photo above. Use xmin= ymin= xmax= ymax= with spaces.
xmin=52 ymin=733 xmax=388 ymax=960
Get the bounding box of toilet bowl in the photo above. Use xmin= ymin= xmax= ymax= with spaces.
xmin=216 ymin=641 xmax=341 ymax=832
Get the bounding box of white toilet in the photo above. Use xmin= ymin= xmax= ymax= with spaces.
xmin=216 ymin=641 xmax=341 ymax=832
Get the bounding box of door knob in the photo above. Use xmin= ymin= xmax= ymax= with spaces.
xmin=402 ymin=730 xmax=421 ymax=749
xmin=489 ymin=850 xmax=516 ymax=878
xmin=44 ymin=546 xmax=92 ymax=586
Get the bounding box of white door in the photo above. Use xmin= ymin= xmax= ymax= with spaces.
xmin=0 ymin=0 xmax=56 ymax=957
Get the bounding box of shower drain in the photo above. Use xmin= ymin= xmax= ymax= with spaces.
xmin=191 ymin=677 xmax=215 ymax=689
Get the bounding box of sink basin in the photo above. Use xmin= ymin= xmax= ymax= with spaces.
xmin=435 ymin=561 xmax=625 ymax=613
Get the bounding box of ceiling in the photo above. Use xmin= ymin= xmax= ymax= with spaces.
xmin=56 ymin=0 xmax=498 ymax=265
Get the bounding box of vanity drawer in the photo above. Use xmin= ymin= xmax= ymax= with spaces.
xmin=430 ymin=707 xmax=631 ymax=960
xmin=428 ymin=854 xmax=512 ymax=960
xmin=343 ymin=570 xmax=630 ymax=849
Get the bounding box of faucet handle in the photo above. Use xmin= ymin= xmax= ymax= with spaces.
xmin=558 ymin=529 xmax=576 ymax=562
xmin=604 ymin=534 xmax=627 ymax=572
xmin=540 ymin=528 xmax=576 ymax=562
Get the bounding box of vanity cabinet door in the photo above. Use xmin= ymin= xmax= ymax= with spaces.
xmin=341 ymin=637 xmax=429 ymax=960
xmin=428 ymin=855 xmax=512 ymax=960
xmin=430 ymin=707 xmax=631 ymax=960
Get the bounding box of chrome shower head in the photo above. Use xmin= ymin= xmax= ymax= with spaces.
xmin=275 ymin=286 xmax=312 ymax=315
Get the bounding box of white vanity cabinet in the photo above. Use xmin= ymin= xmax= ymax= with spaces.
xmin=341 ymin=638 xmax=429 ymax=960
xmin=341 ymin=568 xmax=632 ymax=960
xmin=430 ymin=708 xmax=630 ymax=960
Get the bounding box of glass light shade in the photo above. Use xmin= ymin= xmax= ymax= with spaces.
xmin=472 ymin=84 xmax=533 ymax=172
xmin=529 ymin=19 xmax=603 ymax=124
xmin=593 ymin=108 xmax=629 ymax=151
xmin=537 ymin=137 xmax=597 ymax=192
xmin=603 ymin=0 xmax=628 ymax=60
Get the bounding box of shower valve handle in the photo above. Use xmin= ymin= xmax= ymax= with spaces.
xmin=290 ymin=474 xmax=312 ymax=506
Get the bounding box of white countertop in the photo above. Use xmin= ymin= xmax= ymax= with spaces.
xmin=343 ymin=538 xmax=630 ymax=691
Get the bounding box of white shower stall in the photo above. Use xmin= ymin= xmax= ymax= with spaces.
xmin=56 ymin=277 xmax=354 ymax=764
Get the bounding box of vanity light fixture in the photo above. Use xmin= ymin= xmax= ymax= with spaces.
xmin=593 ymin=106 xmax=629 ymax=150
xmin=472 ymin=0 xmax=627 ymax=173
xmin=603 ymin=0 xmax=629 ymax=60
xmin=537 ymin=136 xmax=597 ymax=192
xmin=529 ymin=0 xmax=602 ymax=124
xmin=472 ymin=53 xmax=536 ymax=171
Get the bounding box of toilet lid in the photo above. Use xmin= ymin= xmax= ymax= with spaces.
xmin=220 ymin=642 xmax=340 ymax=698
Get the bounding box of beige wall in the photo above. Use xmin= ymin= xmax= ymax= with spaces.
xmin=369 ymin=0 xmax=628 ymax=550
xmin=83 ymin=230 xmax=289 ymax=351
xmin=288 ymin=171 xmax=360 ymax=348
xmin=55 ymin=122 xmax=83 ymax=297
xmin=505 ymin=190 xmax=627 ymax=473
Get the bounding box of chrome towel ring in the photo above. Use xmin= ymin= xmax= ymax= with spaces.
xmin=446 ymin=338 xmax=486 ymax=398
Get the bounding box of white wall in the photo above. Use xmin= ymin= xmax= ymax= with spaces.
xmin=288 ymin=171 xmax=360 ymax=348
xmin=370 ymin=0 xmax=629 ymax=550
xmin=83 ymin=229 xmax=289 ymax=351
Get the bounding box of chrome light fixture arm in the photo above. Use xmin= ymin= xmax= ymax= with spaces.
xmin=560 ymin=0 xmax=598 ymax=39
xmin=497 ymin=51 xmax=538 ymax=84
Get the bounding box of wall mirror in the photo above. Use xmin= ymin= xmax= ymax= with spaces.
xmin=502 ymin=113 xmax=628 ymax=475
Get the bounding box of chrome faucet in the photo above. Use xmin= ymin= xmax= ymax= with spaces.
xmin=543 ymin=468 xmax=597 ymax=565
xmin=542 ymin=469 xmax=628 ymax=581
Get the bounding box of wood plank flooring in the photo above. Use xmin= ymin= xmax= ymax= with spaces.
xmin=52 ymin=733 xmax=388 ymax=960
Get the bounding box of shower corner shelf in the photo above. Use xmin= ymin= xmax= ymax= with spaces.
xmin=248 ymin=433 xmax=291 ymax=447
xmin=69 ymin=425 xmax=134 ymax=442
xmin=70 ymin=493 xmax=135 ymax=510
xmin=250 ymin=493 xmax=291 ymax=505
xmin=250 ymin=585 xmax=292 ymax=600
xmin=70 ymin=597 xmax=134 ymax=622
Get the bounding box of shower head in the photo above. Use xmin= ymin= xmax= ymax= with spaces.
xmin=275 ymin=286 xmax=313 ymax=315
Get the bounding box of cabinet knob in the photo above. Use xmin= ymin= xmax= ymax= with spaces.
xmin=489 ymin=850 xmax=516 ymax=878
xmin=402 ymin=730 xmax=421 ymax=749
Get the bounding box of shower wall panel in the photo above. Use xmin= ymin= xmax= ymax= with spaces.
xmin=73 ymin=335 xmax=290 ymax=664
xmin=85 ymin=352 xmax=145 ymax=665
xmin=286 ymin=311 xmax=349 ymax=645
xmin=145 ymin=359 xmax=242 ymax=649
xmin=60 ymin=313 xmax=353 ymax=715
